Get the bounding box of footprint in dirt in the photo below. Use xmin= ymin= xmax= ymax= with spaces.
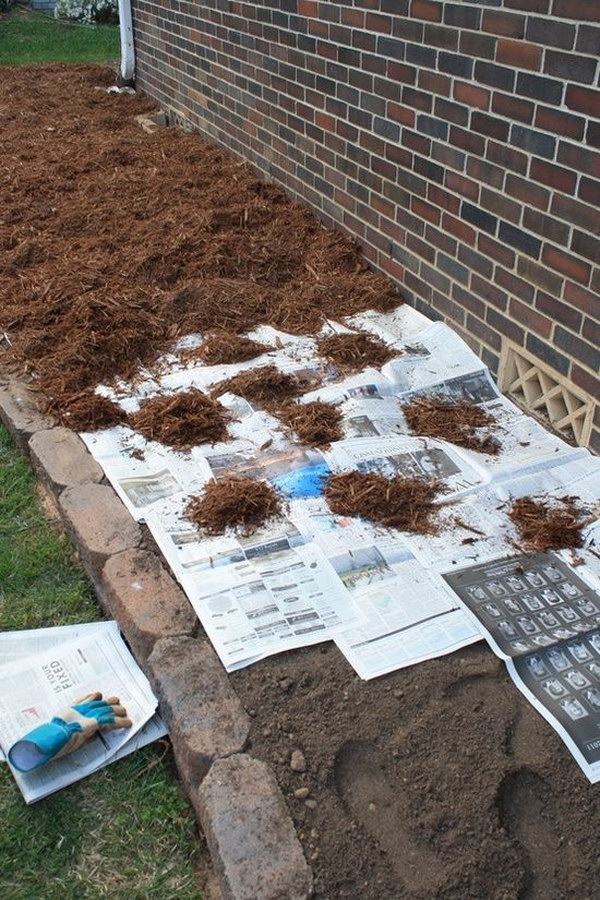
xmin=497 ymin=769 xmax=562 ymax=900
xmin=334 ymin=740 xmax=446 ymax=897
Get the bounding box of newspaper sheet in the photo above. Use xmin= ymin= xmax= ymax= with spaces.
xmin=146 ymin=493 xmax=363 ymax=671
xmin=80 ymin=305 xmax=600 ymax=716
xmin=0 ymin=625 xmax=160 ymax=802
xmin=332 ymin=549 xmax=481 ymax=679
xmin=443 ymin=552 xmax=600 ymax=783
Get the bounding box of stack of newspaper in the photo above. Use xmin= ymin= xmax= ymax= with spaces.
xmin=0 ymin=621 xmax=165 ymax=803
xmin=76 ymin=304 xmax=600 ymax=782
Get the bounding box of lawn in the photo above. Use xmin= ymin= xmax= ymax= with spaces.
xmin=0 ymin=8 xmax=119 ymax=65
xmin=0 ymin=425 xmax=202 ymax=898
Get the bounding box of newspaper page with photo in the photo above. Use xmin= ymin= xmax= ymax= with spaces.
xmin=443 ymin=552 xmax=600 ymax=783
xmin=0 ymin=626 xmax=159 ymax=802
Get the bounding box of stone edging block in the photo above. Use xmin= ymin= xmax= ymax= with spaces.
xmin=197 ymin=754 xmax=313 ymax=900
xmin=29 ymin=427 xmax=104 ymax=493
xmin=0 ymin=377 xmax=55 ymax=453
xmin=101 ymin=549 xmax=197 ymax=662
xmin=58 ymin=483 xmax=142 ymax=588
xmin=147 ymin=636 xmax=251 ymax=792
xmin=0 ymin=368 xmax=313 ymax=899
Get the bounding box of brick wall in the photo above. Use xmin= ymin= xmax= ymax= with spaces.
xmin=130 ymin=0 xmax=599 ymax=451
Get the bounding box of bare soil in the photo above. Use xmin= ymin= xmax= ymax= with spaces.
xmin=232 ymin=640 xmax=600 ymax=899
xmin=4 ymin=65 xmax=600 ymax=900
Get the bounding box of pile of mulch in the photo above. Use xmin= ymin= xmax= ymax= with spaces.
xmin=129 ymin=390 xmax=230 ymax=449
xmin=325 ymin=471 xmax=442 ymax=533
xmin=403 ymin=396 xmax=499 ymax=454
xmin=56 ymin=393 xmax=126 ymax=431
xmin=212 ymin=365 xmax=303 ymax=407
xmin=317 ymin=331 xmax=398 ymax=373
xmin=0 ymin=65 xmax=400 ymax=418
xmin=185 ymin=330 xmax=273 ymax=365
xmin=277 ymin=401 xmax=344 ymax=448
xmin=508 ymin=495 xmax=588 ymax=552
xmin=185 ymin=476 xmax=283 ymax=535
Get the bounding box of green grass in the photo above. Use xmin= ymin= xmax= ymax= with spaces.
xmin=0 ymin=8 xmax=119 ymax=65
xmin=0 ymin=425 xmax=202 ymax=899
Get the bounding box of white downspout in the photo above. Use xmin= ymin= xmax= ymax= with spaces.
xmin=117 ymin=0 xmax=135 ymax=86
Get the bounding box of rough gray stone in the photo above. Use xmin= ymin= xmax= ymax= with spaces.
xmin=29 ymin=427 xmax=103 ymax=493
xmin=196 ymin=754 xmax=313 ymax=900
xmin=147 ymin=636 xmax=250 ymax=791
xmin=101 ymin=549 xmax=197 ymax=661
xmin=58 ymin=483 xmax=141 ymax=588
xmin=0 ymin=378 xmax=54 ymax=453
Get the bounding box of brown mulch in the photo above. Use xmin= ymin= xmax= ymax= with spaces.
xmin=0 ymin=65 xmax=400 ymax=418
xmin=325 ymin=471 xmax=443 ymax=533
xmin=129 ymin=390 xmax=230 ymax=449
xmin=403 ymin=396 xmax=500 ymax=454
xmin=277 ymin=401 xmax=344 ymax=448
xmin=508 ymin=495 xmax=588 ymax=552
xmin=185 ymin=476 xmax=283 ymax=535
xmin=55 ymin=393 xmax=127 ymax=431
xmin=212 ymin=365 xmax=303 ymax=407
xmin=317 ymin=331 xmax=398 ymax=373
xmin=185 ymin=330 xmax=273 ymax=365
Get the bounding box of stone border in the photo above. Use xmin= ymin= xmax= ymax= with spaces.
xmin=0 ymin=373 xmax=313 ymax=900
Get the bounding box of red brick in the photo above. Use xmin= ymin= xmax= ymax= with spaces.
xmin=379 ymin=256 xmax=405 ymax=283
xmin=453 ymin=81 xmax=490 ymax=110
xmin=342 ymin=9 xmax=365 ymax=27
xmin=446 ymin=171 xmax=479 ymax=201
xmin=565 ymin=84 xmax=600 ymax=116
xmin=428 ymin=184 xmax=460 ymax=214
xmin=509 ymin=297 xmax=552 ymax=338
xmin=542 ymin=246 xmax=591 ymax=285
xmin=535 ymin=107 xmax=585 ymax=141
xmin=479 ymin=233 xmax=516 ymax=269
xmin=530 ymin=159 xmax=577 ymax=194
xmin=473 ymin=273 xmax=509 ymax=311
xmin=506 ymin=0 xmax=549 ymax=10
xmin=411 ymin=197 xmax=441 ymax=225
xmin=410 ymin=0 xmax=442 ymax=22
xmin=487 ymin=307 xmax=525 ymax=344
xmin=482 ymin=10 xmax=525 ymax=37
xmin=505 ymin=173 xmax=549 ymax=211
xmin=571 ymin=365 xmax=600 ymax=401
xmin=562 ymin=280 xmax=600 ymax=315
xmin=442 ymin=213 xmax=476 ymax=246
xmin=491 ymin=92 xmax=534 ymax=124
xmin=496 ymin=267 xmax=535 ymax=304
xmin=551 ymin=194 xmax=597 ymax=232
xmin=418 ymin=71 xmax=451 ymax=97
xmin=497 ymin=39 xmax=542 ymax=70
xmin=553 ymin=0 xmax=600 ymax=22
xmin=298 ymin=0 xmax=318 ymax=14
xmin=480 ymin=187 xmax=521 ymax=224
xmin=535 ymin=291 xmax=582 ymax=331
xmin=388 ymin=62 xmax=417 ymax=84
xmin=366 ymin=13 xmax=392 ymax=32
xmin=388 ymin=102 xmax=415 ymax=126
xmin=578 ymin=177 xmax=600 ymax=205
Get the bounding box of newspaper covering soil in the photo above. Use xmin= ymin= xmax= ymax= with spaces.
xmin=3 ymin=66 xmax=600 ymax=900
